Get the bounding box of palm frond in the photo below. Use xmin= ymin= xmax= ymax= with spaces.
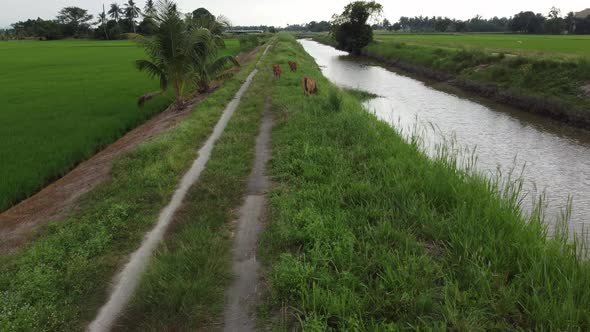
xmin=135 ymin=59 xmax=168 ymax=90
xmin=207 ymin=55 xmax=239 ymax=76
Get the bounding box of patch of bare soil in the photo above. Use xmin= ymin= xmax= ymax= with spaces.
xmin=0 ymin=48 xmax=262 ymax=255
xmin=582 ymin=83 xmax=590 ymax=98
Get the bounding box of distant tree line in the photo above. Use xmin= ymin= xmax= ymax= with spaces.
xmin=376 ymin=7 xmax=590 ymax=34
xmin=5 ymin=0 xmax=205 ymax=40
xmin=0 ymin=28 xmax=15 ymax=40
xmin=231 ymin=25 xmax=278 ymax=33
xmin=283 ymin=21 xmax=331 ymax=32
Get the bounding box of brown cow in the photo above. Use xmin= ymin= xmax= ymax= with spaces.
xmin=288 ymin=61 xmax=298 ymax=72
xmin=272 ymin=64 xmax=282 ymax=79
xmin=302 ymin=77 xmax=318 ymax=96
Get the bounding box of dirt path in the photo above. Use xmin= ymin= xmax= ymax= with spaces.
xmin=87 ymin=44 xmax=271 ymax=332
xmin=0 ymin=46 xmax=265 ymax=255
xmin=223 ymin=99 xmax=273 ymax=331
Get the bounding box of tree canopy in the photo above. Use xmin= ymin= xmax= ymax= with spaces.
xmin=331 ymin=1 xmax=383 ymax=55
xmin=56 ymin=7 xmax=93 ymax=36
xmin=135 ymin=0 xmax=238 ymax=107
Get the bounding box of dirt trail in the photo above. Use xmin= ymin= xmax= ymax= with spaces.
xmin=87 ymin=43 xmax=271 ymax=332
xmin=223 ymin=99 xmax=273 ymax=331
xmin=0 ymin=46 xmax=264 ymax=255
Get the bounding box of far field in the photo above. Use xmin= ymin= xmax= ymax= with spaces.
xmin=0 ymin=39 xmax=240 ymax=211
xmin=374 ymin=33 xmax=590 ymax=57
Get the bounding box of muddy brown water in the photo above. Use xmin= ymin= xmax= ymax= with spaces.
xmin=300 ymin=39 xmax=590 ymax=237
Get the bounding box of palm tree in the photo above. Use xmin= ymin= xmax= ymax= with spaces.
xmin=144 ymin=0 xmax=156 ymax=18
xmin=108 ymin=3 xmax=122 ymax=22
xmin=188 ymin=10 xmax=238 ymax=92
xmin=124 ymin=0 xmax=141 ymax=33
xmin=189 ymin=27 xmax=239 ymax=92
xmin=98 ymin=4 xmax=109 ymax=39
xmin=190 ymin=8 xmax=230 ymax=36
xmin=135 ymin=0 xmax=238 ymax=108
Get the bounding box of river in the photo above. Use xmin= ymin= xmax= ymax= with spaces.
xmin=299 ymin=39 xmax=590 ymax=235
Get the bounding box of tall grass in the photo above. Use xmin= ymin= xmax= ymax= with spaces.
xmin=261 ymin=34 xmax=590 ymax=330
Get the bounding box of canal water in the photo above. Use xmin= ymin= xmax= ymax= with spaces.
xmin=299 ymin=39 xmax=590 ymax=235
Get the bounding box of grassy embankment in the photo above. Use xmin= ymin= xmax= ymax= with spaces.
xmin=0 ymin=42 xmax=264 ymax=331
xmin=259 ymin=34 xmax=590 ymax=330
xmin=311 ymin=33 xmax=590 ymax=129
xmin=114 ymin=45 xmax=274 ymax=331
xmin=0 ymin=38 xmax=240 ymax=212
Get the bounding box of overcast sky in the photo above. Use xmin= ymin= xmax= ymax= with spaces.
xmin=0 ymin=0 xmax=588 ymax=28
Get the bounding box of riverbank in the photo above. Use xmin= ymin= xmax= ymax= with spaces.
xmin=310 ymin=34 xmax=590 ymax=130
xmin=260 ymin=34 xmax=590 ymax=329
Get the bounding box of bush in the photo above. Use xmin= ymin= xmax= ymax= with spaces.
xmin=334 ymin=22 xmax=373 ymax=55
xmin=238 ymin=34 xmax=260 ymax=51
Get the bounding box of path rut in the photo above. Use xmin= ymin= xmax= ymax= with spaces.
xmin=223 ymin=99 xmax=273 ymax=332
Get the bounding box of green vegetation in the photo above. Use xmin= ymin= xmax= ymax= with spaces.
xmin=116 ymin=49 xmax=271 ymax=331
xmin=374 ymin=7 xmax=590 ymax=35
xmin=135 ymin=1 xmax=238 ymax=106
xmin=310 ymin=31 xmax=590 ymax=127
xmin=0 ymin=40 xmax=167 ymax=211
xmin=0 ymin=38 xmax=239 ymax=212
xmin=344 ymin=88 xmax=379 ymax=101
xmin=331 ymin=1 xmax=383 ymax=55
xmin=363 ymin=40 xmax=590 ymax=126
xmin=0 ymin=44 xmax=259 ymax=331
xmin=374 ymin=33 xmax=590 ymax=58
xmin=237 ymin=33 xmax=272 ymax=52
xmin=260 ymin=33 xmax=590 ymax=330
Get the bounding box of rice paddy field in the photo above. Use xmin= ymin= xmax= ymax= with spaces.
xmin=374 ymin=33 xmax=590 ymax=57
xmin=0 ymin=39 xmax=240 ymax=212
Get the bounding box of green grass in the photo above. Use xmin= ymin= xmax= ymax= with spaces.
xmin=0 ymin=38 xmax=240 ymax=212
xmin=115 ymin=47 xmax=272 ymax=331
xmin=0 ymin=42 xmax=256 ymax=332
xmin=374 ymin=33 xmax=590 ymax=58
xmin=260 ymin=33 xmax=590 ymax=330
xmin=343 ymin=88 xmax=379 ymax=101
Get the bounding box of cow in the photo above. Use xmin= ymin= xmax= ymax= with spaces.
xmin=288 ymin=61 xmax=298 ymax=72
xmin=302 ymin=77 xmax=318 ymax=96
xmin=272 ymin=64 xmax=282 ymax=79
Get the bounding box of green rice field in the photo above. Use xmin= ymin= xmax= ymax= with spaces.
xmin=374 ymin=33 xmax=590 ymax=57
xmin=0 ymin=39 xmax=240 ymax=211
